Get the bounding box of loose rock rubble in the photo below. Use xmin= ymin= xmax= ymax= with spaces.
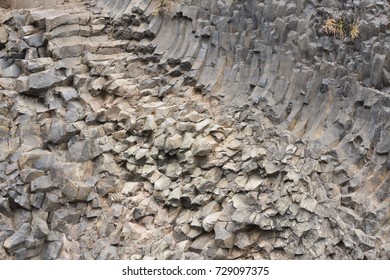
xmin=0 ymin=0 xmax=389 ymax=260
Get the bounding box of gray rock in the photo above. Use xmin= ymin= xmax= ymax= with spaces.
xmin=190 ymin=234 xmax=214 ymax=253
xmin=17 ymin=69 xmax=67 ymax=93
xmin=19 ymin=169 xmax=45 ymax=183
xmin=62 ymin=180 xmax=92 ymax=202
xmin=256 ymin=215 xmax=275 ymax=230
xmin=143 ymin=115 xmax=157 ymax=131
xmin=154 ymin=175 xmax=172 ymax=191
xmin=68 ymin=140 xmax=92 ymax=162
xmin=23 ymin=33 xmax=44 ymax=47
xmin=370 ymin=54 xmax=386 ymax=89
xmin=202 ymin=212 xmax=221 ymax=232
xmin=231 ymin=208 xmax=252 ymax=224
xmin=0 ymin=25 xmax=8 ymax=43
xmin=214 ymin=222 xmax=235 ymax=249
xmin=121 ymin=182 xmax=142 ymax=196
xmin=31 ymin=176 xmax=53 ymax=193
xmin=234 ymin=231 xmax=260 ymax=250
xmin=164 ymin=134 xmax=183 ymax=153
xmin=32 ymin=218 xmax=50 ymax=239
xmin=192 ymin=136 xmax=218 ymax=156
xmin=139 ymin=79 xmax=158 ymax=90
xmin=96 ymin=178 xmax=116 ymax=197
xmin=264 ymin=161 xmax=280 ymax=175
xmin=30 ymin=193 xmax=45 ymax=209
xmin=51 ymin=208 xmax=81 ymax=228
xmin=376 ymin=127 xmax=390 ymax=154
xmin=1 ymin=64 xmax=22 ymax=78
xmin=91 ymin=77 xmax=106 ymax=96
xmin=166 ymin=187 xmax=182 ymax=207
xmin=242 ymin=160 xmax=258 ymax=173
xmin=44 ymin=241 xmax=63 ymax=260
xmin=17 ymin=57 xmax=53 ymax=73
xmin=41 ymin=193 xmax=61 ymax=212
xmin=195 ymin=119 xmax=213 ymax=133
xmin=0 ymin=197 xmax=12 ymax=217
xmin=293 ymin=222 xmax=311 ymax=238
xmin=10 ymin=191 xmax=32 ymax=210
xmin=165 ymin=162 xmax=182 ymax=179
xmin=3 ymin=223 xmax=31 ymax=253
xmin=275 ymin=196 xmax=292 ymax=215
xmin=158 ymin=85 xmax=172 ymax=98
xmin=47 ymin=119 xmax=68 ymax=144
xmin=227 ymin=139 xmax=242 ymax=150
xmin=354 ymin=229 xmax=376 ymax=251
xmin=244 ymin=175 xmax=263 ymax=191
xmin=57 ymin=11 xmax=90 ymax=28
xmin=300 ymin=197 xmax=317 ymax=213
xmin=55 ymin=86 xmax=79 ymax=101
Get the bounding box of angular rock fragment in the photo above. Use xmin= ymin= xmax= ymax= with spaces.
xmin=55 ymin=86 xmax=79 ymax=101
xmin=192 ymin=136 xmax=218 ymax=157
xmin=3 ymin=223 xmax=31 ymax=253
xmin=264 ymin=161 xmax=279 ymax=175
xmin=376 ymin=128 xmax=390 ymax=154
xmin=23 ymin=33 xmax=44 ymax=47
xmin=1 ymin=64 xmax=21 ymax=78
xmin=214 ymin=222 xmax=235 ymax=249
xmin=202 ymin=212 xmax=221 ymax=232
xmin=143 ymin=115 xmax=157 ymax=131
xmin=31 ymin=176 xmax=52 ymax=192
xmin=31 ymin=218 xmax=50 ymax=239
xmin=16 ymin=69 xmax=67 ymax=93
xmin=68 ymin=140 xmax=92 ymax=162
xmin=164 ymin=134 xmax=183 ymax=153
xmin=121 ymin=182 xmax=142 ymax=196
xmin=18 ymin=150 xmax=54 ymax=171
xmin=62 ymin=180 xmax=92 ymax=202
xmin=154 ymin=175 xmax=172 ymax=191
xmin=300 ymin=197 xmax=317 ymax=213
xmin=44 ymin=241 xmax=63 ymax=260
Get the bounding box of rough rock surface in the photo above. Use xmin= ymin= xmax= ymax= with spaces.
xmin=0 ymin=0 xmax=389 ymax=260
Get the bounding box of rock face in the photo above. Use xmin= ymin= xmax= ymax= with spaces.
xmin=0 ymin=0 xmax=389 ymax=260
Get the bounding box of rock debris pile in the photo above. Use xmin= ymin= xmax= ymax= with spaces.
xmin=0 ymin=0 xmax=389 ymax=259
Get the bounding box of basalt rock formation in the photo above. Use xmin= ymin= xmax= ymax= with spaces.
xmin=0 ymin=0 xmax=389 ymax=260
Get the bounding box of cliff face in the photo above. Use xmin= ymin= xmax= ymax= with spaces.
xmin=0 ymin=0 xmax=389 ymax=259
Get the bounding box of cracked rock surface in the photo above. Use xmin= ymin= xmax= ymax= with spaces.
xmin=0 ymin=0 xmax=389 ymax=259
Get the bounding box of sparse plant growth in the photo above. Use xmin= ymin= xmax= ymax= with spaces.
xmin=322 ymin=16 xmax=360 ymax=40
xmin=323 ymin=17 xmax=337 ymax=35
xmin=349 ymin=19 xmax=360 ymax=40
xmin=335 ymin=18 xmax=345 ymax=39
xmin=152 ymin=0 xmax=168 ymax=16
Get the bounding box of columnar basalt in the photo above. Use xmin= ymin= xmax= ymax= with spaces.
xmin=0 ymin=0 xmax=389 ymax=260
